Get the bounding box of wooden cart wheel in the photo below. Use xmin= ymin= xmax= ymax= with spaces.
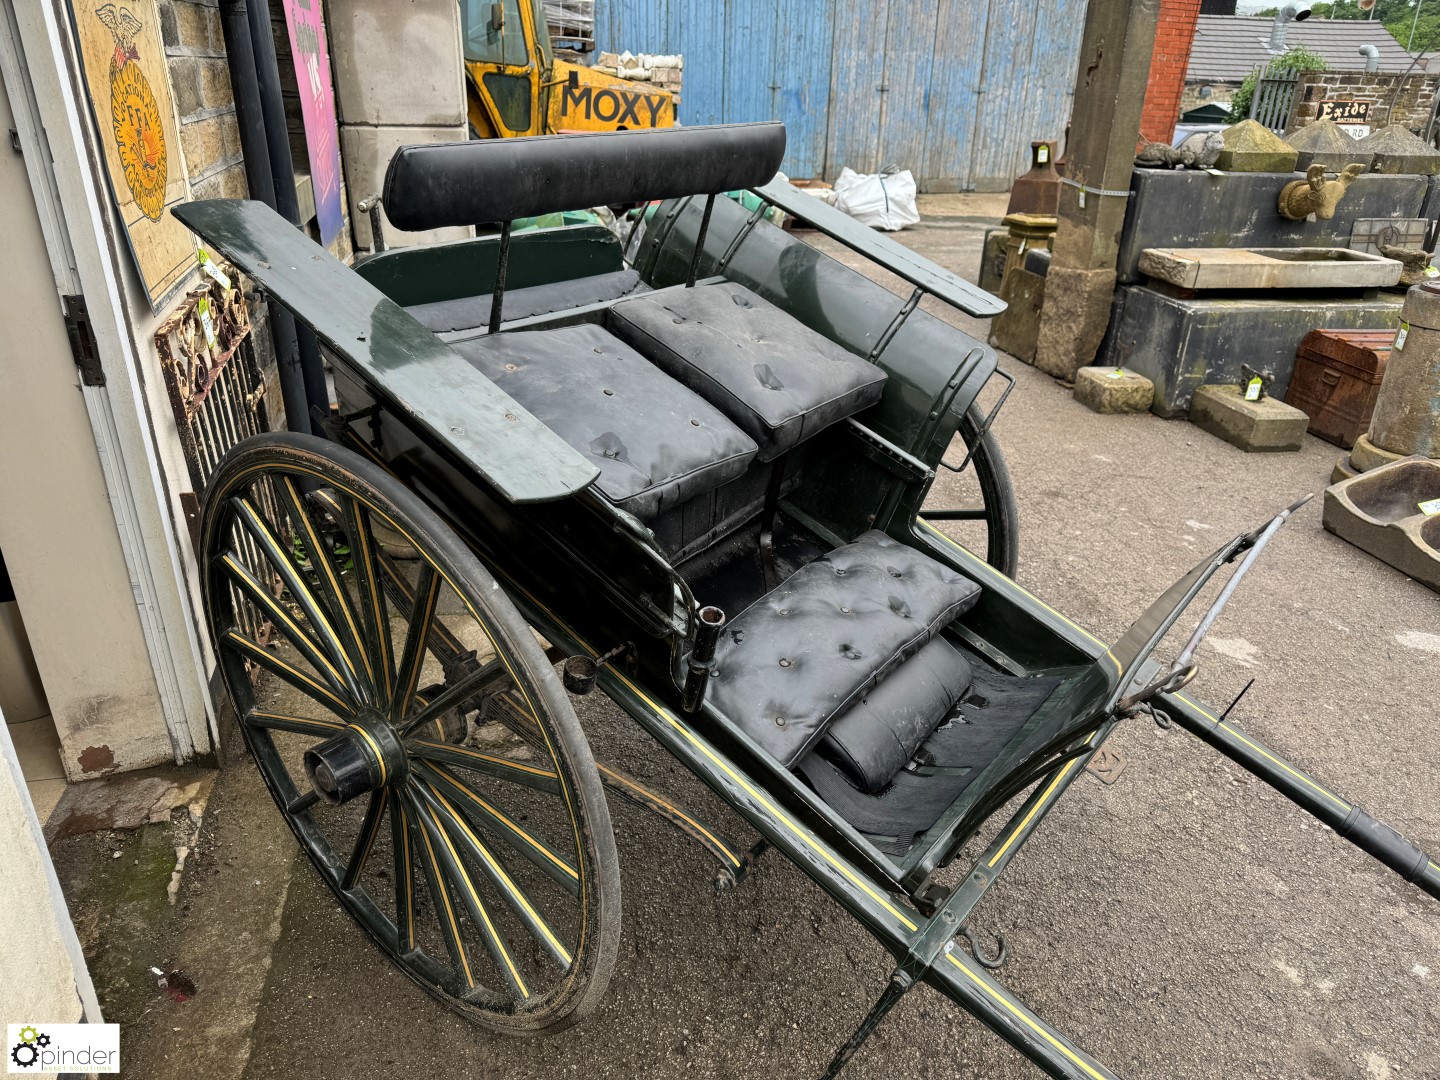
xmin=923 ymin=406 xmax=1020 ymax=578
xmin=201 ymin=432 xmax=620 ymax=1033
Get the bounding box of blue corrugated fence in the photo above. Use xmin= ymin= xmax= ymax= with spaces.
xmin=593 ymin=0 xmax=1084 ymax=191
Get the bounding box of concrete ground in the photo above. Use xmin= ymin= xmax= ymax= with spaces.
xmin=62 ymin=194 xmax=1439 ymax=1080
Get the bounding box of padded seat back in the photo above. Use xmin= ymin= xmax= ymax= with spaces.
xmin=383 ymin=124 xmax=786 ymax=231
xmin=609 ymin=281 xmax=887 ymax=460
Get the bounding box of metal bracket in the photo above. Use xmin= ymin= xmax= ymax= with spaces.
xmin=940 ymin=367 xmax=1014 ymax=474
xmin=62 ymin=294 xmax=105 ymax=387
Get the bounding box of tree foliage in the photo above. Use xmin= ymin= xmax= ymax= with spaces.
xmin=1228 ymin=45 xmax=1329 ymax=122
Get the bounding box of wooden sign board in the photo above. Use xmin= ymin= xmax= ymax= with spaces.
xmin=71 ymin=0 xmax=196 ymax=311
xmin=1316 ymin=98 xmax=1371 ymax=124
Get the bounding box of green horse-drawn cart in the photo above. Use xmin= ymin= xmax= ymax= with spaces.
xmin=173 ymin=123 xmax=1439 ymax=1078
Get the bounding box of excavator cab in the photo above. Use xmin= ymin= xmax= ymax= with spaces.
xmin=460 ymin=0 xmax=676 ymax=139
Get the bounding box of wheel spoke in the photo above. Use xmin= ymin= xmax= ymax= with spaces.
xmin=271 ymin=480 xmax=376 ymax=701
xmin=414 ymin=780 xmax=572 ymax=969
xmin=342 ymin=790 xmax=387 ymax=891
xmin=245 ymin=708 xmax=344 ymax=738
xmin=315 ymin=488 xmax=398 ymax=708
xmin=417 ymin=760 xmax=580 ymax=898
xmin=391 ymin=566 xmax=440 ymax=722
xmin=287 ymin=790 xmax=321 ymax=815
xmin=390 ymin=790 xmax=417 ymax=955
xmin=220 ymin=628 xmax=352 ymax=716
xmin=409 ymin=739 xmax=562 ymax=794
xmin=399 ymin=658 xmax=509 ymax=738
xmin=376 ymin=546 xmax=469 ymax=661
xmin=217 ymin=552 xmax=354 ymax=705
xmin=919 ymin=507 xmax=989 ymax=521
xmin=407 ymin=787 xmax=532 ymax=1001
xmin=406 ymin=789 xmax=477 ymax=992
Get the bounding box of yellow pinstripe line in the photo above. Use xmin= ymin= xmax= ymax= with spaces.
xmin=351 ymin=797 xmax=384 ymax=884
xmin=431 ymin=764 xmax=577 ymax=880
xmin=598 ymin=765 xmax=742 ymax=868
xmin=222 ymin=554 xmax=349 ymax=689
xmin=347 ymin=724 xmax=388 ymax=787
xmin=395 ymin=573 xmax=441 ymax=718
xmin=944 ymin=953 xmax=1106 ymax=1080
xmin=350 ymin=506 xmax=395 ymax=702
xmin=430 ymin=786 xmax=572 ymax=967
xmin=223 ymin=630 xmax=348 ymax=712
xmin=414 ymin=812 xmax=475 ymax=989
xmin=397 ymin=799 xmax=416 ymax=951
xmin=420 ymin=800 xmax=530 ymax=997
xmin=247 ymin=710 xmax=342 ymax=734
xmin=279 ymin=481 xmax=374 ymax=687
xmin=917 ymin=520 xmax=1123 ymax=676
xmin=987 ymin=758 xmax=1082 ymax=869
xmin=413 ymin=739 xmax=559 ymax=779
xmin=1174 ymin=694 xmax=1351 ymax=813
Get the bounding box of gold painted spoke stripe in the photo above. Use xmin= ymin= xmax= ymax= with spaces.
xmin=222 ymin=629 xmax=349 ymax=713
xmin=233 ymin=497 xmax=364 ymax=699
xmin=598 ymin=764 xmax=741 ymax=869
xmin=392 ymin=792 xmax=417 ymax=953
xmin=428 ymin=763 xmax=578 ymax=882
xmin=376 ymin=549 xmax=469 ymax=660
xmin=411 ymin=739 xmax=560 ymax=780
xmin=220 ymin=553 xmax=350 ymax=693
xmin=224 ymin=461 xmax=587 ymax=956
xmin=415 ymin=794 xmax=531 ymax=998
xmin=277 ymin=478 xmax=375 ymax=689
xmin=944 ymin=953 xmax=1108 ymax=1080
xmin=392 ymin=568 xmax=441 ymax=721
xmin=1174 ymin=694 xmax=1351 ymax=813
xmin=246 ymin=709 xmax=343 ymax=736
xmin=987 ymin=758 xmax=1082 ymax=869
xmin=918 ymin=520 xmax=1123 ymax=677
xmin=412 ymin=798 xmax=476 ymax=989
xmin=343 ymin=791 xmax=386 ymax=891
xmin=428 ymin=784 xmax=572 ymax=968
xmin=333 ymin=489 xmax=396 ymax=704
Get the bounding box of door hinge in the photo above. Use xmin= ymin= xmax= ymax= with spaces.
xmin=62 ymin=293 xmax=105 ymax=387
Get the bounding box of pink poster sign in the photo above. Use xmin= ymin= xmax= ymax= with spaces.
xmin=281 ymin=0 xmax=343 ymax=246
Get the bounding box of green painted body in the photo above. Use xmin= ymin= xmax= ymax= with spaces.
xmin=174 ymin=192 xmax=1440 ymax=1080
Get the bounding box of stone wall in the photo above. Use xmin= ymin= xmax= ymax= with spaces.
xmin=1181 ymin=81 xmax=1236 ymax=114
xmin=1141 ymin=0 xmax=1203 ymax=143
xmin=1289 ymin=71 xmax=1440 ymax=133
xmin=160 ymin=0 xmax=247 ymax=201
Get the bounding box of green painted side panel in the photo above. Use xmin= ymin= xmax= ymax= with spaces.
xmin=355 ymin=224 xmax=624 ymax=307
xmin=172 ymin=200 xmax=600 ymax=504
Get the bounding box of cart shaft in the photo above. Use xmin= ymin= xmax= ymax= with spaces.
xmin=1166 ymin=692 xmax=1440 ymax=901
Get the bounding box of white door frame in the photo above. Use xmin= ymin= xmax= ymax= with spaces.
xmin=0 ymin=0 xmax=216 ymax=762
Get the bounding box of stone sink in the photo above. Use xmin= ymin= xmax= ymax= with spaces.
xmin=1138 ymin=247 xmax=1402 ymax=291
xmin=1322 ymin=456 xmax=1440 ymax=593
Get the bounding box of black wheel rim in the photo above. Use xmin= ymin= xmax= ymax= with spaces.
xmin=202 ymin=443 xmax=613 ymax=1027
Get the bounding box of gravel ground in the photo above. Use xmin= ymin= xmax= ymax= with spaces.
xmin=237 ymin=197 xmax=1440 ymax=1080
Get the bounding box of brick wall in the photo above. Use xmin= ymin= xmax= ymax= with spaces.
xmin=1141 ymin=0 xmax=1203 ymax=143
xmin=160 ymin=0 xmax=247 ymax=200
xmin=1289 ymin=71 xmax=1440 ymax=133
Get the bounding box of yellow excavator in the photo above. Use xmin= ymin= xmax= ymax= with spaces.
xmin=460 ymin=0 xmax=676 ymax=139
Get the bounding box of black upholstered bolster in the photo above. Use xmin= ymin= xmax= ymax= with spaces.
xmin=817 ymin=636 xmax=972 ymax=794
xmin=706 ymin=531 xmax=981 ymax=766
xmin=383 ymin=123 xmax=786 ymax=232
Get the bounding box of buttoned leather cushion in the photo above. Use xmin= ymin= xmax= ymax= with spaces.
xmin=609 ymin=281 xmax=887 ymax=461
xmin=706 ymin=530 xmax=981 ymax=765
xmin=451 ymin=324 xmax=757 ymax=519
xmin=817 ymin=636 xmax=973 ymax=794
xmin=407 ymin=270 xmax=649 ymax=334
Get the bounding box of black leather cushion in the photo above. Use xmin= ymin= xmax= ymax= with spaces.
xmin=384 ymin=123 xmax=785 ymax=231
xmin=609 ymin=281 xmax=887 ymax=461
xmin=451 ymin=324 xmax=757 ymax=519
xmin=706 ymin=530 xmax=981 ymax=765
xmin=816 ymin=636 xmax=972 ymax=794
xmin=407 ymin=270 xmax=649 ymax=334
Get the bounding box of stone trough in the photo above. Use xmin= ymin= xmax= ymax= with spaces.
xmin=1137 ymin=247 xmax=1401 ymax=292
xmin=1322 ymin=456 xmax=1440 ymax=592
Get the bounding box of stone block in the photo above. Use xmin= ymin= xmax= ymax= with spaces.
xmin=1350 ymin=431 xmax=1406 ymax=472
xmin=1189 ymin=384 xmax=1308 ymax=452
xmin=173 ymin=0 xmax=219 ymax=52
xmin=168 ymin=55 xmax=203 ymax=118
xmin=329 ymin=0 xmax=465 ymax=127
xmin=989 ymin=266 xmax=1045 ymax=363
xmin=1357 ymin=123 xmax=1440 ymax=175
xmin=1034 ymin=266 xmax=1116 ymax=382
xmin=1073 ymin=366 xmax=1154 ymax=413
xmin=197 ymin=57 xmax=233 ymax=110
xmin=179 ymin=114 xmax=227 ymax=177
xmin=340 ymin=125 xmax=472 ymax=250
xmin=1215 ymin=119 xmax=1298 ymax=173
xmin=1137 ymin=246 xmax=1400 ymax=291
xmin=1282 ymin=119 xmax=1371 ymax=173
